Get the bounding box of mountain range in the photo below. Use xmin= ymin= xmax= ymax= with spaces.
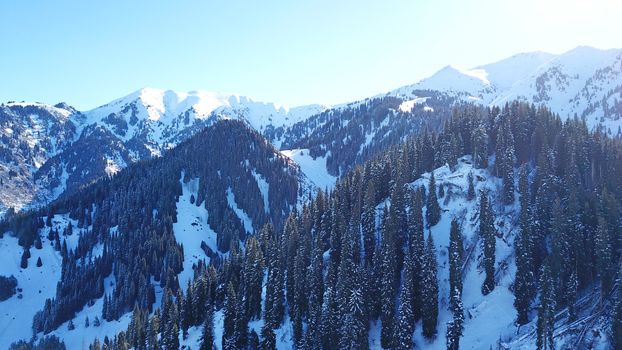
xmin=1 ymin=46 xmax=622 ymax=349
xmin=1 ymin=46 xmax=619 ymax=215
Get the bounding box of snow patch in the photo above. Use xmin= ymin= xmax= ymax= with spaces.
xmin=281 ymin=149 xmax=337 ymax=189
xmin=174 ymin=174 xmax=218 ymax=288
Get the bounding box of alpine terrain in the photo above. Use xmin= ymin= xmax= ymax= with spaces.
xmin=0 ymin=46 xmax=621 ymax=350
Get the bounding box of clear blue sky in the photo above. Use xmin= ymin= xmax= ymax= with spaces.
xmin=1 ymin=0 xmax=620 ymax=110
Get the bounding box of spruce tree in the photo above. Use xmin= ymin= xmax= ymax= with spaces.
xmin=426 ymin=172 xmax=441 ymax=227
xmin=223 ymin=282 xmax=237 ymax=350
xmin=514 ymin=166 xmax=534 ymax=325
xmin=199 ymin=306 xmax=214 ymax=350
xmin=305 ymin=232 xmax=324 ymax=349
xmin=536 ymin=262 xmax=555 ymax=350
xmin=595 ymin=217 xmax=613 ymax=297
xmin=422 ymin=231 xmax=439 ymax=339
xmin=362 ymin=182 xmax=377 ymax=267
xmin=162 ymin=290 xmax=179 ymax=350
xmin=394 ymin=246 xmax=416 ymax=350
xmin=380 ymin=207 xmax=398 ymax=347
xmin=260 ymin=324 xmax=276 ymax=350
xmin=446 ymin=293 xmax=464 ymax=350
xmin=613 ymin=295 xmax=622 ymax=350
xmin=449 ymin=218 xmax=464 ymax=310
xmin=408 ymin=190 xmax=425 ymax=322
xmin=471 ymin=122 xmax=488 ymax=169
xmin=467 ymin=171 xmax=475 ymax=201
xmin=480 ymin=191 xmax=496 ymax=295
xmin=20 ymin=248 xmax=29 ymax=269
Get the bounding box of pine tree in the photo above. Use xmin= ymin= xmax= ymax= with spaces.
xmin=480 ymin=191 xmax=496 ymax=295
xmin=426 ymin=172 xmax=441 ymax=227
xmin=536 ymin=262 xmax=555 ymax=350
xmin=449 ymin=218 xmax=463 ymax=311
xmin=36 ymin=257 xmax=42 ymax=267
xmin=422 ymin=231 xmax=439 ymax=339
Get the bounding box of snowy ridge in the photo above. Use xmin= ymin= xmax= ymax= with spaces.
xmin=387 ymin=46 xmax=622 ymax=132
xmin=83 ymin=88 xmax=328 ymax=145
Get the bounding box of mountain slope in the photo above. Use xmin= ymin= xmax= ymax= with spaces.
xmin=0 ymin=119 xmax=309 ymax=348
xmin=0 ymin=90 xmax=328 ymax=215
xmin=389 ymin=46 xmax=622 ymax=132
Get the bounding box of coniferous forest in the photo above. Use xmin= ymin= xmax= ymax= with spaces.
xmin=3 ymin=100 xmax=622 ymax=349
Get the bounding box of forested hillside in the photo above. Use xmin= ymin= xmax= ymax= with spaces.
xmin=4 ymin=100 xmax=621 ymax=349
xmin=0 ymin=120 xmax=307 ymax=349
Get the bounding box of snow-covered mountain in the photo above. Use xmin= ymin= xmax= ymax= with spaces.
xmin=81 ymin=88 xmax=327 ymax=154
xmin=1 ymin=46 xmax=620 ymax=215
xmin=390 ymin=46 xmax=622 ymax=132
xmin=0 ymin=102 xmax=77 ymax=212
xmin=0 ymin=90 xmax=328 ymax=214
